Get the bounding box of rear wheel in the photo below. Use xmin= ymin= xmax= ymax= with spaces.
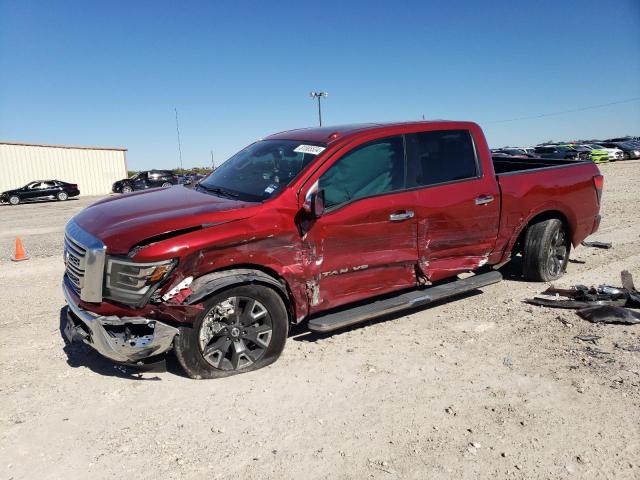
xmin=522 ymin=218 xmax=570 ymax=282
xmin=174 ymin=284 xmax=288 ymax=379
xmin=122 ymin=185 xmax=133 ymax=193
xmin=57 ymin=191 xmax=68 ymax=201
xmin=9 ymin=195 xmax=20 ymax=205
xmin=161 ymin=182 xmax=172 ymax=188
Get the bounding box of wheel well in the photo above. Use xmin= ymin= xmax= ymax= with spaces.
xmin=189 ymin=264 xmax=296 ymax=324
xmin=512 ymin=210 xmax=570 ymax=255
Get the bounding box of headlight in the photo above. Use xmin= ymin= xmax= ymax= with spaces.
xmin=104 ymin=257 xmax=176 ymax=306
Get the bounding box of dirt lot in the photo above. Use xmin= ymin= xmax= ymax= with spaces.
xmin=1 ymin=164 xmax=639 ymax=480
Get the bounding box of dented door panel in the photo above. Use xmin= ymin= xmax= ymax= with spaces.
xmin=303 ymin=193 xmax=418 ymax=313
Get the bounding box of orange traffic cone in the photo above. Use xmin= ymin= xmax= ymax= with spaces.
xmin=11 ymin=236 xmax=29 ymax=262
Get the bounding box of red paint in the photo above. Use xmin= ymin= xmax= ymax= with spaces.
xmin=72 ymin=121 xmax=602 ymax=324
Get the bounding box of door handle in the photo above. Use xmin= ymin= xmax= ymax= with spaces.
xmin=389 ymin=210 xmax=415 ymax=222
xmin=475 ymin=195 xmax=494 ymax=206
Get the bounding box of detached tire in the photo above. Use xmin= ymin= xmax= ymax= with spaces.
xmin=522 ymin=218 xmax=570 ymax=282
xmin=174 ymin=284 xmax=288 ymax=379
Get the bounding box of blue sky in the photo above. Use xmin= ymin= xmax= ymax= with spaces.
xmin=1 ymin=0 xmax=639 ymax=170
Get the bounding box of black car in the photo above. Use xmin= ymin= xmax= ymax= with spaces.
xmin=533 ymin=145 xmax=589 ymax=160
xmin=112 ymin=170 xmax=179 ymax=193
xmin=1 ymin=180 xmax=80 ymax=205
xmin=598 ymin=142 xmax=640 ymax=160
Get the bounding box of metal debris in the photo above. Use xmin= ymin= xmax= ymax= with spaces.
xmin=581 ymin=240 xmax=612 ymax=249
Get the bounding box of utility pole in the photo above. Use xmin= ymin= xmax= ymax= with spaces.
xmin=210 ymin=150 xmax=214 ymax=170
xmin=174 ymin=108 xmax=183 ymax=171
xmin=309 ymin=91 xmax=328 ymax=126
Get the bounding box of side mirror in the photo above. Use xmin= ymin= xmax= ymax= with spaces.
xmin=303 ymin=189 xmax=325 ymax=218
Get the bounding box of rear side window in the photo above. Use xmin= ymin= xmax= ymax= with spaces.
xmin=320 ymin=136 xmax=405 ymax=209
xmin=405 ymin=130 xmax=478 ymax=187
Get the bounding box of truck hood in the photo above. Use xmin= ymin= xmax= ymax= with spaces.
xmin=73 ymin=186 xmax=256 ymax=253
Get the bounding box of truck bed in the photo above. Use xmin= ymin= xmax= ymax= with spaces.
xmin=490 ymin=156 xmax=601 ymax=263
xmin=492 ymin=156 xmax=587 ymax=175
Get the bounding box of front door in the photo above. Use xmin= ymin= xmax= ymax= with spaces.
xmin=405 ymin=128 xmax=500 ymax=281
xmin=302 ymin=136 xmax=419 ymax=312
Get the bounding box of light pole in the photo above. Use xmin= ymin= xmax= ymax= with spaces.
xmin=309 ymin=91 xmax=328 ymax=126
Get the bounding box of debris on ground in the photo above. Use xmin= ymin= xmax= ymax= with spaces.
xmin=581 ymin=240 xmax=612 ymax=249
xmin=574 ymin=335 xmax=601 ymax=345
xmin=614 ymin=343 xmax=640 ymax=352
xmin=525 ymin=271 xmax=640 ymax=325
xmin=576 ymin=306 xmax=640 ymax=325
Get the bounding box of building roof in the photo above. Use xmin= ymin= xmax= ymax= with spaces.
xmin=0 ymin=140 xmax=127 ymax=151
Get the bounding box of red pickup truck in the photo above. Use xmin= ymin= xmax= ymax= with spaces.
xmin=63 ymin=121 xmax=603 ymax=378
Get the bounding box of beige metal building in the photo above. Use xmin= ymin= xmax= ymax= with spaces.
xmin=0 ymin=141 xmax=128 ymax=196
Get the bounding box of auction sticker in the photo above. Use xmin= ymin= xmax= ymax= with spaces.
xmin=294 ymin=144 xmax=326 ymax=155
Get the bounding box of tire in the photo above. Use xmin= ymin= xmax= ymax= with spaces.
xmin=174 ymin=284 xmax=288 ymax=379
xmin=57 ymin=191 xmax=68 ymax=201
xmin=9 ymin=195 xmax=20 ymax=205
xmin=522 ymin=218 xmax=570 ymax=282
xmin=122 ymin=185 xmax=133 ymax=193
xmin=161 ymin=182 xmax=172 ymax=188
xmin=623 ymin=152 xmax=630 ymax=160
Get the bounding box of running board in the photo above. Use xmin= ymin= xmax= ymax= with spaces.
xmin=307 ymin=271 xmax=503 ymax=333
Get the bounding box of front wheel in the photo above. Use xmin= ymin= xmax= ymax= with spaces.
xmin=174 ymin=284 xmax=288 ymax=379
xmin=161 ymin=182 xmax=172 ymax=188
xmin=623 ymin=152 xmax=630 ymax=160
xmin=522 ymin=218 xmax=570 ymax=282
xmin=9 ymin=195 xmax=20 ymax=205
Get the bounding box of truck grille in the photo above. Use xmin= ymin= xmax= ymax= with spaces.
xmin=64 ymin=220 xmax=106 ymax=302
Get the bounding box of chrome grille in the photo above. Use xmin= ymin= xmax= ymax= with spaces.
xmin=64 ymin=220 xmax=106 ymax=302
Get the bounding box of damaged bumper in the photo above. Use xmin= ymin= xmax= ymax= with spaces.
xmin=62 ymin=281 xmax=179 ymax=363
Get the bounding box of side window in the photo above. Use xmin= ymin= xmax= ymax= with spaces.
xmin=405 ymin=129 xmax=478 ymax=187
xmin=319 ymin=136 xmax=405 ymax=209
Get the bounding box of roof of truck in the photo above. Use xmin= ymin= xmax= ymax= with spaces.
xmin=264 ymin=120 xmax=467 ymax=144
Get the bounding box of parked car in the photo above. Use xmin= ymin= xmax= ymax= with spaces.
xmin=492 ymin=148 xmax=535 ymax=158
xmin=1 ymin=180 xmax=79 ymax=205
xmin=63 ymin=121 xmax=603 ymax=378
xmin=598 ymin=142 xmax=640 ymax=160
xmin=177 ymin=173 xmax=206 ymax=187
xmin=585 ymin=144 xmax=623 ymax=161
xmin=533 ymin=144 xmax=590 ymax=160
xmin=112 ymin=170 xmax=179 ymax=193
xmin=570 ymin=144 xmax=609 ymax=164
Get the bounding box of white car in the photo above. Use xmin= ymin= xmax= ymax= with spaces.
xmin=585 ymin=144 xmax=624 ymax=161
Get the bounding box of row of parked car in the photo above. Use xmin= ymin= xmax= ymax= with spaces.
xmin=111 ymin=170 xmax=207 ymax=193
xmin=492 ymin=136 xmax=640 ymax=163
xmin=0 ymin=171 xmax=209 ymax=205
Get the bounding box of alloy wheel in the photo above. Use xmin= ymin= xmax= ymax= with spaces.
xmin=199 ymin=296 xmax=273 ymax=371
xmin=547 ymin=229 xmax=568 ymax=277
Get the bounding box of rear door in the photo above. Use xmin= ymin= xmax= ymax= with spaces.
xmin=301 ymin=136 xmax=419 ymax=312
xmin=406 ymin=129 xmax=500 ymax=282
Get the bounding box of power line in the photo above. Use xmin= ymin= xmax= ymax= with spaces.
xmin=486 ymin=96 xmax=640 ymax=124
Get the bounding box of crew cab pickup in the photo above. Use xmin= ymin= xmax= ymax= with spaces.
xmin=62 ymin=121 xmax=603 ymax=378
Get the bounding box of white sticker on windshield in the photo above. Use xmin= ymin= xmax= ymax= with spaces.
xmin=294 ymin=144 xmax=326 ymax=155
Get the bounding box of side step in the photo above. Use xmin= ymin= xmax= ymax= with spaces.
xmin=307 ymin=271 xmax=503 ymax=333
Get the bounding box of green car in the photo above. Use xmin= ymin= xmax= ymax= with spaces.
xmin=571 ymin=144 xmax=609 ymax=163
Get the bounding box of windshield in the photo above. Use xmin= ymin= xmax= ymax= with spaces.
xmin=198 ymin=139 xmax=326 ymax=202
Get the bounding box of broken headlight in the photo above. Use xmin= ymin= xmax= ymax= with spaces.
xmin=104 ymin=257 xmax=176 ymax=306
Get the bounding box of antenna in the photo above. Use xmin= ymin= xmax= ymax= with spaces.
xmin=174 ymin=108 xmax=183 ymax=171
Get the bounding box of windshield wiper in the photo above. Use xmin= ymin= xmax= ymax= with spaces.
xmin=198 ymin=184 xmax=240 ymax=199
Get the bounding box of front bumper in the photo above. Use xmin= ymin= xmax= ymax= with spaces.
xmin=62 ymin=281 xmax=179 ymax=363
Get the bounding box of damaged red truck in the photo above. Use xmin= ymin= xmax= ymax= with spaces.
xmin=63 ymin=121 xmax=603 ymax=378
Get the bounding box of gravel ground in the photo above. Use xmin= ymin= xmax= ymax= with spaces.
xmin=0 ymin=163 xmax=639 ymax=479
